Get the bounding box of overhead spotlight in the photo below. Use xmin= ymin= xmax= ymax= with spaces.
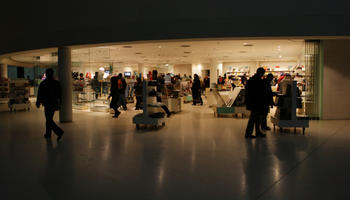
xmin=243 ymin=43 xmax=253 ymax=47
xmin=279 ymin=55 xmax=282 ymax=58
xmin=158 ymin=45 xmax=162 ymax=49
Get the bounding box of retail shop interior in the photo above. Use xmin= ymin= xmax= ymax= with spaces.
xmin=0 ymin=39 xmax=316 ymax=130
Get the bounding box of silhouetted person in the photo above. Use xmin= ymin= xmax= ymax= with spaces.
xmin=192 ymin=74 xmax=203 ymax=105
xmin=134 ymin=77 xmax=143 ymax=110
xmin=241 ymin=73 xmax=248 ymax=86
xmin=261 ymin=73 xmax=275 ymax=130
xmin=117 ymin=73 xmax=127 ymax=110
xmin=245 ymin=67 xmax=267 ymax=138
xmin=109 ymin=76 xmax=121 ymax=118
xmin=36 ymin=68 xmax=64 ymax=142
xmin=204 ymin=76 xmax=210 ymax=88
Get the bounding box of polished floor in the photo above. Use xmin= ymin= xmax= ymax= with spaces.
xmin=0 ymin=103 xmax=349 ymax=200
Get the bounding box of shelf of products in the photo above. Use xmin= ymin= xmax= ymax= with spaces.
xmin=0 ymin=78 xmax=9 ymax=103
xmin=8 ymin=79 xmax=31 ymax=111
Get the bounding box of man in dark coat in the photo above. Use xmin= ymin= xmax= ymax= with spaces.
xmin=117 ymin=73 xmax=127 ymax=110
xmin=261 ymin=73 xmax=275 ymax=130
xmin=109 ymin=76 xmax=121 ymax=118
xmin=192 ymin=74 xmax=203 ymax=105
xmin=36 ymin=68 xmax=64 ymax=142
xmin=244 ymin=67 xmax=267 ymax=138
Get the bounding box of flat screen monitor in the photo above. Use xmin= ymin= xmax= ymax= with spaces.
xmin=124 ymin=72 xmax=131 ymax=77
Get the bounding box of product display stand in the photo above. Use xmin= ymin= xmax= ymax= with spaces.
xmin=162 ymin=97 xmax=181 ymax=113
xmin=133 ymin=81 xmax=166 ymax=129
xmin=0 ymin=78 xmax=9 ymax=104
xmin=8 ymin=79 xmax=31 ymax=112
xmin=271 ymin=80 xmax=309 ymax=134
xmin=213 ymin=87 xmax=249 ymax=118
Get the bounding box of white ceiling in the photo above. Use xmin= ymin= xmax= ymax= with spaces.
xmin=10 ymin=39 xmax=304 ymax=66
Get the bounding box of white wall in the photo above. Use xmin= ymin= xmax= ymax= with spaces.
xmin=192 ymin=63 xmax=211 ymax=78
xmin=323 ymin=40 xmax=350 ymax=119
xmin=174 ymin=64 xmax=192 ymax=76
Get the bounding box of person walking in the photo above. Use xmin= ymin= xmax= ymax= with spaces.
xmin=36 ymin=68 xmax=64 ymax=142
xmin=261 ymin=73 xmax=275 ymax=130
xmin=109 ymin=76 xmax=121 ymax=118
xmin=117 ymin=73 xmax=127 ymax=110
xmin=244 ymin=67 xmax=267 ymax=138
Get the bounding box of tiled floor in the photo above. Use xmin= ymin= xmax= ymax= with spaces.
xmin=0 ymin=103 xmax=349 ymax=200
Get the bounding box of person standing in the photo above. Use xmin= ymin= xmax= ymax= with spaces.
xmin=241 ymin=73 xmax=248 ymax=86
xmin=109 ymin=76 xmax=121 ymax=118
xmin=134 ymin=77 xmax=143 ymax=110
xmin=117 ymin=73 xmax=127 ymax=110
xmin=244 ymin=67 xmax=267 ymax=138
xmin=261 ymin=73 xmax=275 ymax=130
xmin=36 ymin=68 xmax=64 ymax=142
xmin=192 ymin=74 xmax=203 ymax=105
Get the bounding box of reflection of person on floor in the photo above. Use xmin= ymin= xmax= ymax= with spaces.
xmin=36 ymin=68 xmax=64 ymax=142
xmin=117 ymin=73 xmax=127 ymax=110
xmin=192 ymin=74 xmax=203 ymax=105
xmin=134 ymin=77 xmax=143 ymax=110
xmin=109 ymin=76 xmax=121 ymax=118
xmin=244 ymin=67 xmax=267 ymax=138
xmin=261 ymin=73 xmax=275 ymax=130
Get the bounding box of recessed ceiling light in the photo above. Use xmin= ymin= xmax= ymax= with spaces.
xmin=279 ymin=55 xmax=282 ymax=58
xmin=243 ymin=43 xmax=253 ymax=47
xmin=123 ymin=46 xmax=133 ymax=48
xmin=181 ymin=45 xmax=191 ymax=47
xmin=158 ymin=45 xmax=162 ymax=49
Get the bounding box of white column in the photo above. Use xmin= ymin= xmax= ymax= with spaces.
xmin=210 ymin=61 xmax=219 ymax=88
xmin=218 ymin=63 xmax=223 ymax=76
xmin=58 ymin=47 xmax=73 ymax=122
xmin=138 ymin=63 xmax=144 ymax=78
xmin=0 ymin=63 xmax=8 ymax=79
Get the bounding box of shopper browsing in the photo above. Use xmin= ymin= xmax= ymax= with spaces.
xmin=192 ymin=74 xmax=203 ymax=106
xmin=134 ymin=77 xmax=143 ymax=110
xmin=261 ymin=73 xmax=275 ymax=130
xmin=36 ymin=68 xmax=64 ymax=142
xmin=109 ymin=76 xmax=121 ymax=118
xmin=117 ymin=73 xmax=127 ymax=110
xmin=244 ymin=67 xmax=267 ymax=138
